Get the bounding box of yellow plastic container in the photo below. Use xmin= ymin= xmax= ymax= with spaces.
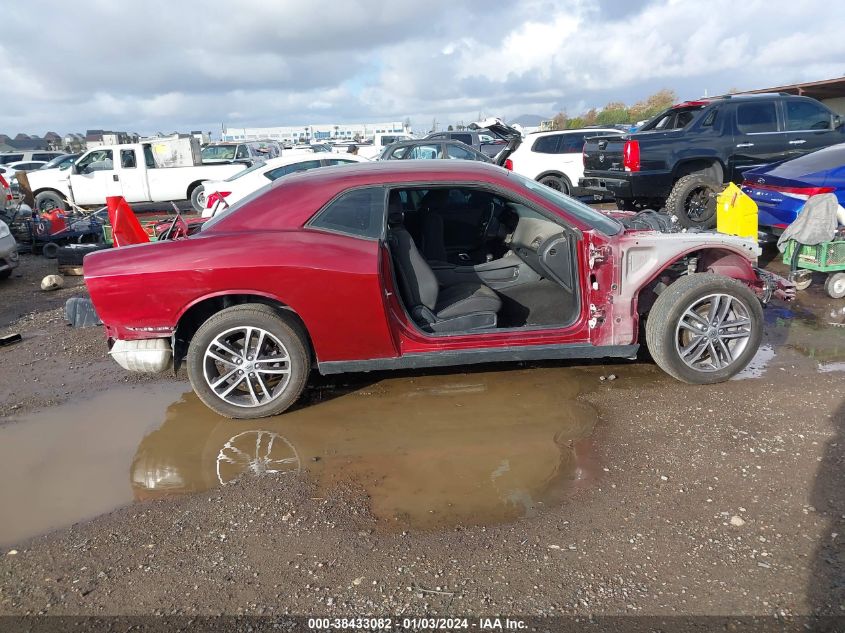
xmin=716 ymin=182 xmax=758 ymax=242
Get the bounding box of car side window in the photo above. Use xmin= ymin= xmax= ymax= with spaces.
xmin=785 ymin=101 xmax=832 ymax=131
xmin=452 ymin=133 xmax=472 ymax=145
xmin=120 ymin=149 xmax=137 ymax=168
xmin=77 ymin=149 xmax=114 ymax=173
xmin=445 ymin=144 xmax=477 ymax=160
xmin=390 ymin=146 xmax=409 ymax=159
xmin=309 ymin=187 xmax=385 ymax=239
xmin=736 ymin=102 xmax=778 ymax=133
xmin=407 ymin=144 xmax=441 ymax=160
xmin=235 ymin=145 xmax=249 ymax=159
xmin=143 ymin=145 xmax=156 ymax=168
xmin=531 ymin=135 xmax=560 ymax=154
xmin=265 ymin=160 xmax=322 ymax=181
xmin=33 ymin=153 xmax=53 ymax=161
xmin=558 ymin=133 xmax=586 ymax=153
xmin=323 ymin=158 xmax=358 ymax=166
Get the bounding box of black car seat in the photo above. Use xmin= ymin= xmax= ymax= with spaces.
xmin=387 ymin=195 xmax=501 ymax=333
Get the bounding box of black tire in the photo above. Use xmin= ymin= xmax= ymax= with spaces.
xmin=825 ymin=272 xmax=845 ymax=299
xmin=34 ymin=191 xmax=68 ymax=213
xmin=56 ymin=243 xmax=111 ymax=266
xmin=189 ymin=185 xmax=206 ymax=213
xmin=42 ymin=242 xmax=59 ymax=259
xmin=187 ymin=304 xmax=310 ymax=419
xmin=665 ymin=174 xmax=721 ymax=230
xmin=538 ymin=174 xmax=570 ymax=195
xmin=645 ymin=273 xmax=763 ymax=384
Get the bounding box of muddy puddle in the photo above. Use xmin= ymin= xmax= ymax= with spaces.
xmin=0 ymin=366 xmax=617 ymax=547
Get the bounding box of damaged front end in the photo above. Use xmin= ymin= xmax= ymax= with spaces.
xmin=754 ymin=267 xmax=796 ymax=304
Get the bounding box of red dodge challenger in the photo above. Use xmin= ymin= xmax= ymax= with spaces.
xmin=84 ymin=161 xmax=793 ymax=418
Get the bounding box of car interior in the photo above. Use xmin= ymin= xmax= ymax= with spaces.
xmin=385 ymin=187 xmax=580 ymax=335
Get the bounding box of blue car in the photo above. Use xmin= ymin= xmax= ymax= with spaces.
xmin=742 ymin=143 xmax=845 ymax=232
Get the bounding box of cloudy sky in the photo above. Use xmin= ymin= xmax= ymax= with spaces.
xmin=1 ymin=0 xmax=843 ymax=137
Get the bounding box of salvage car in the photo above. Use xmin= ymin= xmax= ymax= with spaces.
xmin=84 ymin=161 xmax=793 ymax=419
xmin=201 ymin=153 xmax=369 ymax=217
xmin=741 ymin=142 xmax=845 ymax=232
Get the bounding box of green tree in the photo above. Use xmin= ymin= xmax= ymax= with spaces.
xmin=447 ymin=124 xmax=454 ymax=131
xmin=550 ymin=111 xmax=568 ymax=130
xmin=595 ymin=101 xmax=630 ymax=125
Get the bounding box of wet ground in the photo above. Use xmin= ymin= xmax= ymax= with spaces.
xmin=0 ymin=249 xmax=844 ymax=617
xmin=0 ymin=366 xmax=610 ymax=547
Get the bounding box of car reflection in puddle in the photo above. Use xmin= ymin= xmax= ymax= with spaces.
xmin=130 ymin=368 xmax=601 ymax=530
xmin=0 ymin=366 xmax=604 ymax=546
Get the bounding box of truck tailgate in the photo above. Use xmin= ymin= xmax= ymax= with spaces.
xmin=583 ymin=136 xmax=627 ymax=172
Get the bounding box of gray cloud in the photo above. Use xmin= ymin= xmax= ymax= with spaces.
xmin=1 ymin=0 xmax=842 ymax=136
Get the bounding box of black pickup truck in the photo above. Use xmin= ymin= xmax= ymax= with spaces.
xmin=580 ymin=94 xmax=845 ymax=228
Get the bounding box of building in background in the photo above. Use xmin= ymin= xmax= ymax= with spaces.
xmin=221 ymin=121 xmax=411 ymax=144
xmin=738 ymin=76 xmax=845 ymax=115
xmin=85 ymin=130 xmax=139 ymax=149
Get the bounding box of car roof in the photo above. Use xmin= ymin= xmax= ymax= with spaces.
xmin=530 ymin=128 xmax=623 ymax=137
xmin=256 ymin=153 xmax=367 ymax=169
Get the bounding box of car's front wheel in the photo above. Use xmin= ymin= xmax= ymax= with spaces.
xmin=187 ymin=304 xmax=310 ymax=419
xmin=645 ymin=273 xmax=762 ymax=384
xmin=190 ymin=185 xmax=206 ymax=213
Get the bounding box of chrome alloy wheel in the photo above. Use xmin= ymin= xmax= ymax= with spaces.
xmin=674 ymin=293 xmax=753 ymax=373
xmin=202 ymin=326 xmax=291 ymax=408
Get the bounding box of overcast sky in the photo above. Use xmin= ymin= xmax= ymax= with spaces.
xmin=1 ymin=0 xmax=843 ymax=137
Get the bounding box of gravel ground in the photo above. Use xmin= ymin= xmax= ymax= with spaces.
xmin=0 ymin=251 xmax=843 ymax=621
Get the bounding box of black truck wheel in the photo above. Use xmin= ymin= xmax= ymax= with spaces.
xmin=645 ymin=273 xmax=762 ymax=384
xmin=665 ymin=175 xmax=721 ymax=230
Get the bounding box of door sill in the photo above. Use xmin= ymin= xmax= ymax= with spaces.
xmin=318 ymin=343 xmax=638 ymax=375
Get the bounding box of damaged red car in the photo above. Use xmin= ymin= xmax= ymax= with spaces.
xmin=84 ymin=161 xmax=793 ymax=419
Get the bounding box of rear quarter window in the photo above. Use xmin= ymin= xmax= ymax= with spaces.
xmin=309 ymin=187 xmax=385 ymax=239
xmin=531 ymin=135 xmax=560 ymax=154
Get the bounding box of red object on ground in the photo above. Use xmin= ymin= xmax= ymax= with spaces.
xmin=39 ymin=209 xmax=67 ymax=235
xmin=106 ymin=196 xmax=149 ymax=247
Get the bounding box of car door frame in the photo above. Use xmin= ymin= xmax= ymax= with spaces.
xmin=780 ymin=98 xmax=841 ymax=157
xmin=68 ymin=149 xmax=120 ymax=206
xmin=379 ymin=180 xmax=595 ymax=351
xmin=728 ymin=99 xmax=787 ymax=181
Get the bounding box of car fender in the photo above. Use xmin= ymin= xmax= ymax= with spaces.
xmin=594 ymin=232 xmax=759 ymax=347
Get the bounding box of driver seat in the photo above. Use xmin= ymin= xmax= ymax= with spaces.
xmin=387 ymin=196 xmax=501 ymax=333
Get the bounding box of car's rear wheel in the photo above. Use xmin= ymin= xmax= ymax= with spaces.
xmin=187 ymin=304 xmax=310 ymax=419
xmin=538 ymin=174 xmax=570 ymax=195
xmin=645 ymin=273 xmax=762 ymax=384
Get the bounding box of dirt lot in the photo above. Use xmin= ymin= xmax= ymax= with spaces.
xmin=0 ymin=251 xmax=843 ymax=623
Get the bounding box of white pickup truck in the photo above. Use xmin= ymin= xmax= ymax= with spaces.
xmin=357 ymin=133 xmax=414 ymax=160
xmin=26 ymin=143 xmax=248 ymax=212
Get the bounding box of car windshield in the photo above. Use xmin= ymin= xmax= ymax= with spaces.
xmin=202 ymin=146 xmax=237 ymax=161
xmin=224 ymin=161 xmax=267 ymax=181
xmin=510 ymin=172 xmax=622 ymax=235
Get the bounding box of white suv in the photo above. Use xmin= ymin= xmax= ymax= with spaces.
xmin=508 ymin=128 xmax=623 ymax=195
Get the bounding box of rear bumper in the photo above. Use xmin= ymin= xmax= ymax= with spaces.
xmin=109 ymin=338 xmax=173 ymax=373
xmin=580 ymin=172 xmax=674 ymax=200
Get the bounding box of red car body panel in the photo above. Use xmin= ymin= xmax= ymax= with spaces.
xmin=83 ymin=161 xmax=780 ymax=370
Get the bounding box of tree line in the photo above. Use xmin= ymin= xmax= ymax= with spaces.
xmin=549 ymin=89 xmax=678 ymax=130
